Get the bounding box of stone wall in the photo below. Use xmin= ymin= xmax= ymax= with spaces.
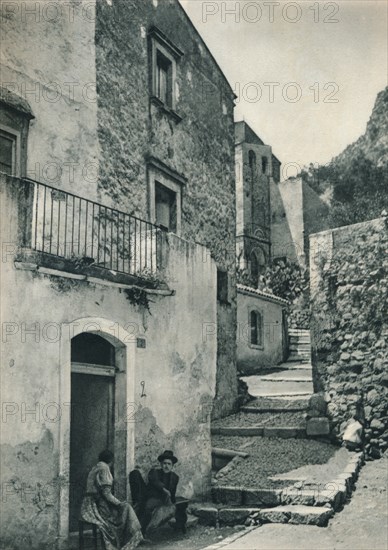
xmin=1 ymin=174 xmax=217 ymax=549
xmin=310 ymin=217 xmax=388 ymax=457
xmin=95 ymin=0 xmax=237 ymax=417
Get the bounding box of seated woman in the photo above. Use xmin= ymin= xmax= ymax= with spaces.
xmin=129 ymin=450 xmax=180 ymax=535
xmin=81 ymin=450 xmax=144 ymax=550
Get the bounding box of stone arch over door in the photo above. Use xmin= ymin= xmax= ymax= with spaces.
xmin=57 ymin=317 xmax=136 ymax=547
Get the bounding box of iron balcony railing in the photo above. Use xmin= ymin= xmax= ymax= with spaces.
xmin=26 ymin=179 xmax=164 ymax=277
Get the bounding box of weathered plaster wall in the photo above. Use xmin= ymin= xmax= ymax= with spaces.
xmin=2 ymin=0 xmax=238 ymax=421
xmin=1 ymin=174 xmax=217 ymax=549
xmin=310 ymin=218 xmax=388 ymax=457
xmin=236 ymin=286 xmax=285 ymax=374
xmin=1 ymin=0 xmax=100 ymax=195
xmin=94 ymin=0 xmax=237 ymax=417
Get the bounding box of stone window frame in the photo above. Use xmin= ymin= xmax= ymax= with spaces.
xmin=0 ymin=123 xmax=21 ymax=177
xmin=0 ymin=88 xmax=34 ymax=178
xmin=148 ymin=26 xmax=184 ymax=122
xmin=248 ymin=307 xmax=264 ymax=350
xmin=147 ymin=157 xmax=186 ymax=236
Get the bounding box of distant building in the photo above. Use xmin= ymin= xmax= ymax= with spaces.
xmin=235 ymin=121 xmax=279 ymax=286
xmin=271 ymin=176 xmax=330 ymax=266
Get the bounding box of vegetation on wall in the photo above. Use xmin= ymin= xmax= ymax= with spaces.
xmin=299 ymin=86 xmax=388 ymax=229
xmin=257 ymin=258 xmax=309 ymax=304
xmin=299 ymin=153 xmax=388 ymax=228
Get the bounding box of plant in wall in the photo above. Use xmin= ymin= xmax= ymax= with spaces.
xmin=124 ymin=269 xmax=167 ymax=315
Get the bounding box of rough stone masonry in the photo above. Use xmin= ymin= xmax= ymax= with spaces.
xmin=310 ymin=216 xmax=388 ymax=457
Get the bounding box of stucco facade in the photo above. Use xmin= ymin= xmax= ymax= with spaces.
xmin=1 ymin=173 xmax=217 ymax=549
xmin=236 ymin=285 xmax=288 ymax=374
xmin=1 ymin=0 xmax=237 ymax=418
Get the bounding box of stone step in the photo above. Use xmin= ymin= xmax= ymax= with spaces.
xmin=191 ymin=504 xmax=332 ymax=527
xmin=245 ymin=380 xmax=314 ymax=397
xmin=287 ymin=355 xmax=311 ymax=363
xmin=211 ymin=426 xmax=306 ymax=438
xmin=289 ymin=344 xmax=311 ymax=351
xmin=242 ymin=397 xmax=309 ymax=413
xmin=211 ymin=482 xmax=346 ymax=511
xmin=259 ymin=369 xmax=312 ymax=382
xmin=289 ymin=329 xmax=310 ymax=335
xmin=277 ymin=363 xmax=312 ymax=371
xmin=289 ymin=337 xmax=311 ymax=344
xmin=258 ymin=505 xmax=333 ymax=526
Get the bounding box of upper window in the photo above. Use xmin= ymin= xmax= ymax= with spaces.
xmin=147 ymin=157 xmax=186 ymax=235
xmin=0 ymin=129 xmax=16 ymax=175
xmin=155 ymin=181 xmax=177 ymax=232
xmin=156 ymin=50 xmax=173 ymax=107
xmin=149 ymin=27 xmax=183 ymax=116
xmin=0 ymin=86 xmax=34 ymax=178
xmin=261 ymin=156 xmax=268 ymax=174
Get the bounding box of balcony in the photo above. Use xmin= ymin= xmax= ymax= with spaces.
xmin=10 ymin=176 xmax=169 ymax=289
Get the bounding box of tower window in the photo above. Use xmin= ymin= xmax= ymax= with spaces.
xmin=262 ymin=156 xmax=268 ymax=174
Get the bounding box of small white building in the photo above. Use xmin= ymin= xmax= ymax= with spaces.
xmin=237 ymin=284 xmax=288 ymax=374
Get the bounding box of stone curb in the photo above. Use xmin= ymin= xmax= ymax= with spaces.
xmin=211 ymin=426 xmax=306 ymax=438
xmin=199 ymin=526 xmax=258 ymax=550
xmin=209 ymin=451 xmax=364 ymax=523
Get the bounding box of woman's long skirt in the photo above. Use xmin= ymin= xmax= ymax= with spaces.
xmin=81 ymin=496 xmax=143 ymax=550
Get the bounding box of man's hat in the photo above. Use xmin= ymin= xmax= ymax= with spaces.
xmin=158 ymin=450 xmax=178 ymax=464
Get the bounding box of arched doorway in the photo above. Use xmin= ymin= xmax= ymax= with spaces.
xmin=69 ymin=333 xmax=116 ymax=532
xmin=57 ymin=318 xmax=135 ymax=547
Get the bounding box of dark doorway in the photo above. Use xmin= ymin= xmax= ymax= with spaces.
xmin=69 ymin=334 xmax=116 ymax=533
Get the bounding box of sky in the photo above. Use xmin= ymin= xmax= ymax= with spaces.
xmin=179 ymin=0 xmax=387 ymax=178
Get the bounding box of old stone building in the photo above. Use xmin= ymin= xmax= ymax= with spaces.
xmin=0 ymin=1 xmax=237 ymax=548
xmin=235 ymin=121 xmax=280 ymax=285
xmin=234 ymin=122 xmax=288 ymax=373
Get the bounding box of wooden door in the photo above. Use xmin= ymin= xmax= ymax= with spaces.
xmin=69 ymin=372 xmax=114 ymax=532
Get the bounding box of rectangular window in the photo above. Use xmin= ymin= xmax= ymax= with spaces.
xmin=0 ymin=130 xmax=16 ymax=175
xmin=261 ymin=156 xmax=268 ymax=174
xmin=217 ymin=270 xmax=229 ymax=304
xmin=148 ymin=158 xmax=185 ymax=235
xmin=250 ymin=310 xmax=263 ymax=347
xmin=149 ymin=27 xmax=183 ymax=115
xmin=156 ymin=51 xmax=173 ymax=107
xmin=155 ymin=181 xmax=177 ymax=232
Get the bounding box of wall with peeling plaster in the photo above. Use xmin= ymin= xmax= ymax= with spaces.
xmin=1 ymin=0 xmax=238 ymax=423
xmin=0 ymin=174 xmax=217 ymax=549
xmin=0 ymin=0 xmax=100 ymax=196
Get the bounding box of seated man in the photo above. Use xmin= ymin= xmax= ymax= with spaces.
xmin=129 ymin=450 xmax=188 ymax=535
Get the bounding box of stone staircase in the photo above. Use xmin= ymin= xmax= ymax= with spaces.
xmin=288 ymin=328 xmax=311 ymax=363
xmin=190 ymin=331 xmax=361 ymax=528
